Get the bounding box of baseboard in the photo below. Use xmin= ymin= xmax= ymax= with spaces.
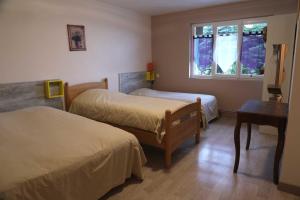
xmin=219 ymin=110 xmax=236 ymax=118
xmin=278 ymin=182 xmax=300 ymax=196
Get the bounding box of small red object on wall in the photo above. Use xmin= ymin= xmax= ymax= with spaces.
xmin=147 ymin=62 xmax=154 ymax=71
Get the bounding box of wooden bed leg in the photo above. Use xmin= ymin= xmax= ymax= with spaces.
xmin=164 ymin=110 xmax=172 ymax=168
xmin=64 ymin=82 xmax=69 ymax=111
xmin=195 ymin=131 xmax=200 ymax=144
xmin=164 ymin=150 xmax=172 ymax=169
xmin=195 ymin=97 xmax=201 ymax=145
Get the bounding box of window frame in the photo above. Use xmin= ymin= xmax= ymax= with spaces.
xmin=190 ymin=17 xmax=268 ymax=80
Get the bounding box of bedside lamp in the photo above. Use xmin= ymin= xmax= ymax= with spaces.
xmin=146 ymin=62 xmax=155 ymax=87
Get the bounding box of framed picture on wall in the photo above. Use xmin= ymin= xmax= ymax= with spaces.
xmin=67 ymin=25 xmax=87 ymax=51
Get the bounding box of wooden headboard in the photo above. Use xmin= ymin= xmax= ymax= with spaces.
xmin=64 ymin=78 xmax=108 ymax=111
xmin=0 ymin=80 xmax=64 ymax=112
xmin=119 ymin=71 xmax=151 ymax=94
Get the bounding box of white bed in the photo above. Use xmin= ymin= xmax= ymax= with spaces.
xmin=0 ymin=106 xmax=146 ymax=200
xmin=65 ymin=80 xmax=201 ymax=168
xmin=69 ymin=89 xmax=190 ymax=143
xmin=130 ymin=88 xmax=219 ymax=126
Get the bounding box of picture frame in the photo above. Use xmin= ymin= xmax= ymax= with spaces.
xmin=67 ymin=25 xmax=87 ymax=51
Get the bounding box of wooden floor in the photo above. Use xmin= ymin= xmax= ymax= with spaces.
xmin=100 ymin=117 xmax=300 ymax=200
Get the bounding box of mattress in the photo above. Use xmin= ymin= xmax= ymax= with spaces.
xmin=0 ymin=106 xmax=146 ymax=200
xmin=69 ymin=89 xmax=188 ymax=143
xmin=130 ymin=88 xmax=219 ymax=126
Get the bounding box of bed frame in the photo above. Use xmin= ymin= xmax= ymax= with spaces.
xmin=64 ymin=79 xmax=201 ymax=168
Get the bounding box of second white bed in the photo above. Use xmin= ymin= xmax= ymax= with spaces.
xmin=130 ymin=88 xmax=219 ymax=127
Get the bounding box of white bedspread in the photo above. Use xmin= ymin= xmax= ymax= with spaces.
xmin=130 ymin=88 xmax=219 ymax=125
xmin=0 ymin=106 xmax=146 ymax=200
xmin=69 ymin=89 xmax=189 ymax=143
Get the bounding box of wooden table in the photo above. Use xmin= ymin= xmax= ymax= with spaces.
xmin=233 ymin=100 xmax=288 ymax=184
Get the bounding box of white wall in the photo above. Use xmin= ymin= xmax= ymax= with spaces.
xmin=0 ymin=0 xmax=152 ymax=91
xmin=280 ymin=15 xmax=300 ymax=188
xmin=262 ymin=13 xmax=297 ymax=102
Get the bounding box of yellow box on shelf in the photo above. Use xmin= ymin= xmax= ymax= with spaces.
xmin=45 ymin=79 xmax=64 ymax=99
xmin=146 ymin=71 xmax=155 ymax=81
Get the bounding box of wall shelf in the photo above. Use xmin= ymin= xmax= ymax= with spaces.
xmin=45 ymin=80 xmax=64 ymax=99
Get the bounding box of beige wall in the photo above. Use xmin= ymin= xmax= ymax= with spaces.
xmin=262 ymin=14 xmax=297 ymax=103
xmin=152 ymin=0 xmax=298 ymax=111
xmin=259 ymin=13 xmax=297 ymax=135
xmin=280 ymin=16 xmax=300 ymax=188
xmin=0 ymin=0 xmax=151 ymax=91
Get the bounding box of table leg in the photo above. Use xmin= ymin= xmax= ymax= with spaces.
xmin=273 ymin=122 xmax=287 ymax=184
xmin=234 ymin=120 xmax=242 ymax=173
xmin=246 ymin=123 xmax=252 ymax=150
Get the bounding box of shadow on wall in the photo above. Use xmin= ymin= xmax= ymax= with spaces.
xmin=0 ymin=0 xmax=7 ymax=10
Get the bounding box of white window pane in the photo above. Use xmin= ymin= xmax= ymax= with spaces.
xmin=215 ymin=25 xmax=238 ymax=75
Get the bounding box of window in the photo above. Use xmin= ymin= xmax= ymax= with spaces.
xmin=190 ymin=19 xmax=267 ymax=79
xmin=240 ymin=23 xmax=267 ymax=76
xmin=192 ymin=25 xmax=213 ymax=76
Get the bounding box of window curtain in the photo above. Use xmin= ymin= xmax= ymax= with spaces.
xmin=240 ymin=33 xmax=266 ymax=72
xmin=215 ymin=33 xmax=238 ymax=74
xmin=193 ymin=36 xmax=213 ymax=74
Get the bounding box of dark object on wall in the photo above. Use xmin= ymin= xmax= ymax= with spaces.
xmin=67 ymin=25 xmax=87 ymax=51
xmin=267 ymin=84 xmax=282 ymax=95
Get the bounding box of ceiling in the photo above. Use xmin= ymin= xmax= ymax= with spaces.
xmin=98 ymin=0 xmax=253 ymax=16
